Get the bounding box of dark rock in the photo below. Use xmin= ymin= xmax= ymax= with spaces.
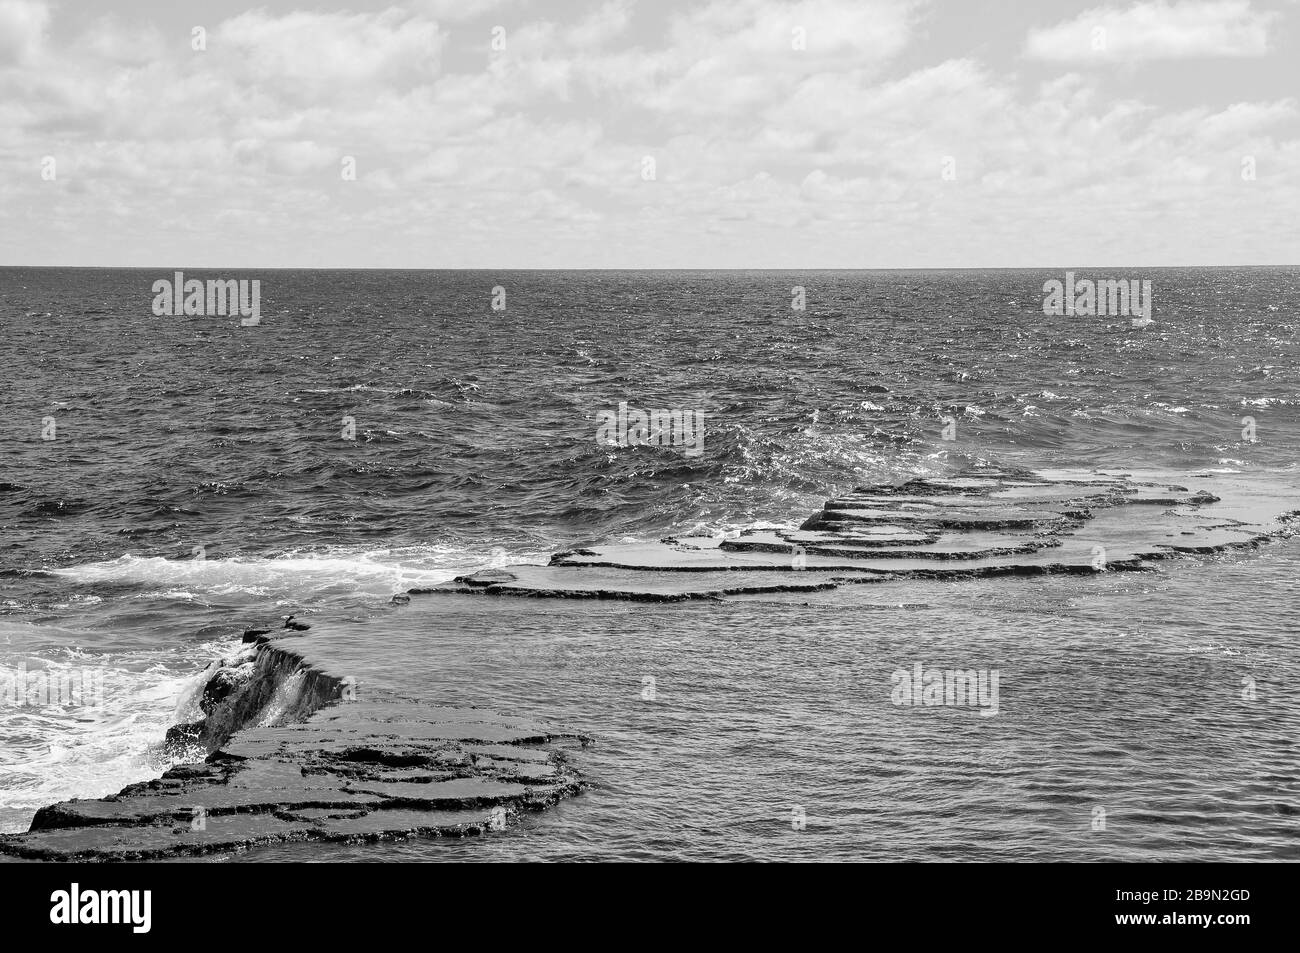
xmin=455 ymin=569 xmax=517 ymax=587
xmin=164 ymin=721 xmax=205 ymax=758
xmin=200 ymin=662 xmax=254 ymax=715
xmin=0 ymin=637 xmax=586 ymax=861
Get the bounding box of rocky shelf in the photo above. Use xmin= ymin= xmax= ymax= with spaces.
xmin=0 ymin=630 xmax=586 ymax=862
xmin=426 ymin=468 xmax=1299 ymax=600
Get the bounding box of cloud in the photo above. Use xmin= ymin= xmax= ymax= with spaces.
xmin=412 ymin=0 xmax=522 ymax=21
xmin=0 ymin=0 xmax=50 ymax=65
xmin=0 ymin=0 xmax=1296 ymax=267
xmin=1025 ymin=0 xmax=1276 ymax=63
xmin=570 ymin=1 xmax=634 ymax=48
xmin=214 ymin=9 xmax=446 ymax=97
xmin=619 ymin=0 xmax=918 ymax=118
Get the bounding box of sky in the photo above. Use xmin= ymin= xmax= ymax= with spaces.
xmin=1 ymin=0 xmax=1297 ymax=268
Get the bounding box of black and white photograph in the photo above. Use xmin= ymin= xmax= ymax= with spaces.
xmin=0 ymin=0 xmax=1296 ymax=927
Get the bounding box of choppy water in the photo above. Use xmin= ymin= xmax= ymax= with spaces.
xmin=1 ymin=267 xmax=1297 ymax=854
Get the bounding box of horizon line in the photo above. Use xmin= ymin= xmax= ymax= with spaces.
xmin=3 ymin=264 xmax=1298 ymax=272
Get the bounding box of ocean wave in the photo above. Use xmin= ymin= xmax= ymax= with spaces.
xmin=0 ymin=633 xmax=239 ymax=833
xmin=48 ymin=547 xmax=555 ymax=600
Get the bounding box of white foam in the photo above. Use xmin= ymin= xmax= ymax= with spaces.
xmin=0 ymin=648 xmax=220 ymax=832
xmin=49 ymin=545 xmax=553 ymax=600
xmin=2 ymin=544 xmax=555 ymax=830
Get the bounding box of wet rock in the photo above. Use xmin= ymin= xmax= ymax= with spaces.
xmin=163 ymin=722 xmax=205 ymax=758
xmin=456 ymin=569 xmax=517 ymax=587
xmin=432 ymin=469 xmax=1299 ymax=598
xmin=0 ymin=637 xmax=587 ymax=861
xmin=200 ymin=662 xmax=254 ymax=716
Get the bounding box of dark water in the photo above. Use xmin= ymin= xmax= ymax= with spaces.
xmin=1 ymin=267 xmax=1298 ymax=855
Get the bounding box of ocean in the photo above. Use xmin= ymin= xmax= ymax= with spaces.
xmin=1 ymin=266 xmax=1297 ymax=859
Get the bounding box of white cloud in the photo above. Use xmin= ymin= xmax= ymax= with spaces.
xmin=1025 ymin=0 xmax=1276 ymax=63
xmin=0 ymin=0 xmax=50 ymax=65
xmin=214 ymin=9 xmax=446 ymax=95
xmin=625 ymin=0 xmax=918 ymax=117
xmin=412 ymin=0 xmax=522 ymax=21
xmin=570 ymin=1 xmax=634 ymax=48
xmin=0 ymin=0 xmax=1295 ymax=267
